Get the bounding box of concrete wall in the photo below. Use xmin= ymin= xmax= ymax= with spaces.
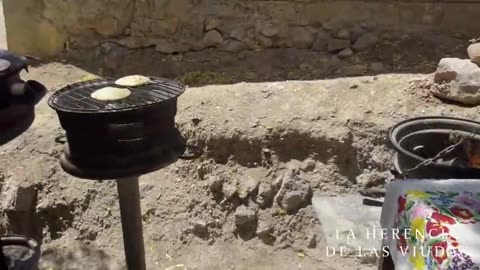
xmin=4 ymin=0 xmax=480 ymax=58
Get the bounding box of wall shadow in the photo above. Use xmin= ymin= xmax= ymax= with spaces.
xmin=43 ymin=31 xmax=469 ymax=87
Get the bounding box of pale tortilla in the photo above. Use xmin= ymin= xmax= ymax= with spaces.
xmin=115 ymin=75 xmax=151 ymax=87
xmin=90 ymin=87 xmax=131 ymax=101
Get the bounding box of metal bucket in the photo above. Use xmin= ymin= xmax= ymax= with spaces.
xmin=390 ymin=116 xmax=480 ymax=179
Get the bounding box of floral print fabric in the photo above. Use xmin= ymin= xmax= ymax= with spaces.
xmin=394 ymin=190 xmax=480 ymax=270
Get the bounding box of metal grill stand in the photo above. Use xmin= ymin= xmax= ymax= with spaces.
xmin=116 ymin=177 xmax=146 ymax=270
xmin=48 ymin=77 xmax=188 ymax=270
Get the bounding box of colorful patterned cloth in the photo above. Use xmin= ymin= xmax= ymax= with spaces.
xmin=381 ymin=180 xmax=480 ymax=270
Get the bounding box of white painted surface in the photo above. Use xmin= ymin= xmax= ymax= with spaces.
xmin=0 ymin=0 xmax=6 ymax=49
xmin=312 ymin=194 xmax=382 ymax=252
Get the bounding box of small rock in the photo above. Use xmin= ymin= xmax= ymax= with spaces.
xmin=350 ymin=25 xmax=367 ymax=42
xmin=276 ymin=233 xmax=291 ymax=249
xmin=95 ymin=16 xmax=119 ymax=36
xmin=257 ymin=35 xmax=273 ymax=48
xmin=256 ymin=182 xmax=275 ymax=206
xmin=219 ymin=40 xmax=247 ymax=53
xmin=256 ymin=220 xmax=273 ymax=236
xmin=238 ymin=176 xmax=260 ymax=199
xmin=150 ymin=20 xmax=176 ymax=37
xmin=203 ymin=30 xmax=224 ymax=48
xmin=322 ymin=22 xmax=336 ymax=31
xmin=360 ymin=21 xmax=376 ymax=31
xmin=208 ymin=176 xmax=223 ymax=193
xmin=139 ymin=184 xmax=155 ymax=199
xmin=191 ymin=117 xmax=202 ymax=125
xmin=432 ymin=58 xmax=480 ymax=105
xmin=467 ymin=43 xmax=480 ymax=65
xmin=277 ymin=169 xmax=313 ymax=214
xmin=222 ymin=183 xmax=238 ymax=199
xmin=197 ymin=163 xmax=209 ymax=180
xmin=343 ymin=65 xmax=367 ymax=76
xmin=192 ymin=220 xmax=208 ymax=237
xmin=336 ymin=29 xmax=350 ymax=40
xmin=87 ymin=230 xmax=98 ymax=241
xmin=291 ymin=27 xmax=315 ymax=49
xmin=352 ymin=33 xmax=378 ymax=51
xmin=369 ymin=62 xmax=386 ymax=73
xmin=154 ymin=39 xmax=177 ymax=54
xmin=261 ymin=23 xmax=279 ymax=37
xmin=205 ymin=17 xmax=220 ymax=31
xmin=350 ymin=83 xmax=359 ymax=89
xmin=434 ymin=58 xmax=479 ymax=83
xmin=328 ymin=39 xmax=351 ymax=53
xmin=337 ymin=48 xmax=353 ymax=59
xmin=234 ymin=205 xmax=256 ymax=226
xmin=282 ymin=191 xmax=309 ymax=213
xmin=118 ymin=36 xmax=155 ymax=49
xmin=230 ymin=29 xmax=247 ymax=42
xmin=312 ymin=30 xmax=330 ymax=51
xmin=356 ymin=171 xmax=390 ymax=188
xmin=165 ymin=264 xmax=187 ymax=270
xmin=300 ymin=159 xmax=316 ymax=172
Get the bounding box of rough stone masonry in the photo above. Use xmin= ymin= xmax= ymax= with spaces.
xmin=4 ymin=0 xmax=480 ymax=58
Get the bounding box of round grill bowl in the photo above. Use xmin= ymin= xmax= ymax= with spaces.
xmin=48 ymin=77 xmax=187 ymax=180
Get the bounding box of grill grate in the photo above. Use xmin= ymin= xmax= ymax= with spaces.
xmin=48 ymin=77 xmax=185 ymax=113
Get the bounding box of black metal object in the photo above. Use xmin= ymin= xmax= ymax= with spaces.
xmin=49 ymin=76 xmax=190 ymax=270
xmin=0 ymin=50 xmax=46 ymax=270
xmin=0 ymin=50 xmax=28 ymax=76
xmin=0 ymin=235 xmax=40 ymax=270
xmin=48 ymin=77 xmax=186 ymax=179
xmin=390 ymin=116 xmax=480 ymax=179
xmin=0 ymin=50 xmax=33 ymax=109
xmin=0 ymin=49 xmax=47 ymax=146
xmin=116 ymin=177 xmax=145 ymax=270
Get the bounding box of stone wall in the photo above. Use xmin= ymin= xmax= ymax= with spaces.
xmin=4 ymin=0 xmax=480 ymax=58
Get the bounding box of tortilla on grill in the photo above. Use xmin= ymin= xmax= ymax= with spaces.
xmin=115 ymin=75 xmax=151 ymax=87
xmin=91 ymin=87 xmax=131 ymax=101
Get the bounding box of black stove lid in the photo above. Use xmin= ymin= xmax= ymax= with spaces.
xmin=48 ymin=77 xmax=185 ymax=114
xmin=0 ymin=50 xmax=27 ymax=76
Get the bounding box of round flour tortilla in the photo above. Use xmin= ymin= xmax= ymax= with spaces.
xmin=115 ymin=75 xmax=151 ymax=87
xmin=90 ymin=87 xmax=131 ymax=101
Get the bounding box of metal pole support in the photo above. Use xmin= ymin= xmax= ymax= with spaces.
xmin=116 ymin=177 xmax=146 ymax=270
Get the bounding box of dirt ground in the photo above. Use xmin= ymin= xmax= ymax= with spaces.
xmin=1 ymin=31 xmax=479 ymax=270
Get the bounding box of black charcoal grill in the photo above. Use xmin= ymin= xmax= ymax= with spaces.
xmin=48 ymin=77 xmax=188 ymax=270
xmin=49 ymin=78 xmax=186 ymax=179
